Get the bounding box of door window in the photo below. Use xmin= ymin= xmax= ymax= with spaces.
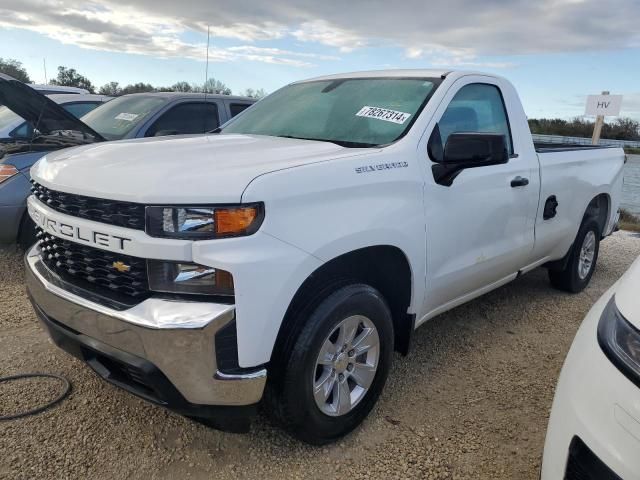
xmin=230 ymin=103 xmax=251 ymax=117
xmin=146 ymin=102 xmax=220 ymax=137
xmin=438 ymin=83 xmax=513 ymax=153
xmin=11 ymin=122 xmax=32 ymax=138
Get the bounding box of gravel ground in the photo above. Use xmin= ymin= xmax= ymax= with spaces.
xmin=1 ymin=232 xmax=639 ymax=480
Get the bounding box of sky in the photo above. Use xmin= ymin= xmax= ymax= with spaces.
xmin=1 ymin=0 xmax=640 ymax=120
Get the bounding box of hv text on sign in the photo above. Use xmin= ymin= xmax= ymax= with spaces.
xmin=585 ymin=95 xmax=623 ymax=116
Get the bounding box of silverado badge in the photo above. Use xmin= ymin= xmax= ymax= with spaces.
xmin=112 ymin=261 xmax=131 ymax=273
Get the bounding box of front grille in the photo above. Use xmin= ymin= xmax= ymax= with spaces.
xmin=37 ymin=227 xmax=149 ymax=299
xmin=30 ymin=181 xmax=146 ymax=231
xmin=565 ymin=437 xmax=621 ymax=480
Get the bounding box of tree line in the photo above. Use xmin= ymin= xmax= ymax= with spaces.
xmin=528 ymin=117 xmax=640 ymax=141
xmin=2 ymin=57 xmax=639 ymax=139
xmin=0 ymin=58 xmax=266 ymax=98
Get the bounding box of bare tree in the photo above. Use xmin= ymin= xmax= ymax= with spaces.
xmin=121 ymin=82 xmax=155 ymax=94
xmin=171 ymin=81 xmax=192 ymax=92
xmin=203 ymin=77 xmax=231 ymax=95
xmin=240 ymin=88 xmax=267 ymax=99
xmin=98 ymin=81 xmax=122 ymax=96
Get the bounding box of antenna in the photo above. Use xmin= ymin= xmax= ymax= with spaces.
xmin=203 ymin=25 xmax=210 ymax=133
xmin=205 ymin=25 xmax=210 ymax=93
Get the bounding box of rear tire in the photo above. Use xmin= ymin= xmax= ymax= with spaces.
xmin=548 ymin=219 xmax=600 ymax=293
xmin=266 ymin=283 xmax=394 ymax=445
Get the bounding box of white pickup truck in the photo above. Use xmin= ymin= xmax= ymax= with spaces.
xmin=25 ymin=69 xmax=624 ymax=444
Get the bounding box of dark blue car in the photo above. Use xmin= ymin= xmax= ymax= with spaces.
xmin=0 ymin=75 xmax=255 ymax=248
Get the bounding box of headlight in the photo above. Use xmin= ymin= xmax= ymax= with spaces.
xmin=145 ymin=203 xmax=264 ymax=240
xmin=0 ymin=164 xmax=18 ymax=184
xmin=597 ymin=298 xmax=640 ymax=387
xmin=147 ymin=260 xmax=234 ymax=297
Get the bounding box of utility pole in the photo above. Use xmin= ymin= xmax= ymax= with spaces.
xmin=43 ymin=58 xmax=48 ymax=84
xmin=591 ymin=90 xmax=608 ymax=145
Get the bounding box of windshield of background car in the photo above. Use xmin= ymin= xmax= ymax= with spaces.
xmin=81 ymin=95 xmax=167 ymax=140
xmin=0 ymin=106 xmax=22 ymax=135
xmin=221 ymin=77 xmax=440 ymax=147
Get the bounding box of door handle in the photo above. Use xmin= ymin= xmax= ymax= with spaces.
xmin=511 ymin=176 xmax=529 ymax=188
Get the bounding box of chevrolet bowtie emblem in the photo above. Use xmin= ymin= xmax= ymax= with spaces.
xmin=112 ymin=261 xmax=131 ymax=273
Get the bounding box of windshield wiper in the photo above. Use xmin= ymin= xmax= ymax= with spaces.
xmin=276 ymin=135 xmax=377 ymax=148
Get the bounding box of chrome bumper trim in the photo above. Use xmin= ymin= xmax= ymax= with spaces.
xmin=25 ymin=245 xmax=266 ymax=406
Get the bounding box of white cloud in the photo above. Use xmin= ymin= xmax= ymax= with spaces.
xmin=1 ymin=0 xmax=639 ymax=69
xmin=202 ymin=22 xmax=287 ymax=42
xmin=405 ymin=47 xmax=423 ymax=59
xmin=0 ymin=1 xmax=330 ymax=66
xmin=291 ymin=20 xmax=367 ymax=53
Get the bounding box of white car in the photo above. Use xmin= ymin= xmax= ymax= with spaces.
xmin=542 ymin=253 xmax=640 ymax=479
xmin=24 ymin=69 xmax=625 ymax=443
xmin=30 ymin=84 xmax=90 ymax=95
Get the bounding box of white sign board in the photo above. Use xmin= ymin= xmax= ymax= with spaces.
xmin=585 ymin=95 xmax=623 ymax=116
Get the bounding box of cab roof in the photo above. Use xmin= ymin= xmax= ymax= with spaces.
xmin=296 ymin=69 xmax=501 ymax=84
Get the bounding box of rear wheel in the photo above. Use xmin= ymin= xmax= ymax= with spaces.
xmin=266 ymin=283 xmax=394 ymax=444
xmin=548 ymin=219 xmax=600 ymax=293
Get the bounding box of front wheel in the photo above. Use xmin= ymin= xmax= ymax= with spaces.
xmin=267 ymin=283 xmax=394 ymax=445
xmin=548 ymin=219 xmax=600 ymax=293
xmin=17 ymin=213 xmax=38 ymax=252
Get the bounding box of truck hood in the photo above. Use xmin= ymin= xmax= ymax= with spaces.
xmin=0 ymin=74 xmax=104 ymax=140
xmin=31 ymin=134 xmax=375 ymax=203
xmin=615 ymin=254 xmax=640 ymax=329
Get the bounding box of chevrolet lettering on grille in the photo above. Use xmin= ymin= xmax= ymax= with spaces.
xmin=28 ymin=204 xmax=132 ymax=251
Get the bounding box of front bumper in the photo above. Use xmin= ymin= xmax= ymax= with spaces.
xmin=25 ymin=246 xmax=267 ymax=430
xmin=541 ymin=285 xmax=640 ymax=479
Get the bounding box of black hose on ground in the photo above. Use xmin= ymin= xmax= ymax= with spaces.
xmin=0 ymin=373 xmax=71 ymax=420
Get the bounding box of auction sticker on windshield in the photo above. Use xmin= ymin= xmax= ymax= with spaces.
xmin=115 ymin=113 xmax=139 ymax=121
xmin=356 ymin=106 xmax=411 ymax=124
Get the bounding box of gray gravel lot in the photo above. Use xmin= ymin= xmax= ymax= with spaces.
xmin=1 ymin=232 xmax=639 ymax=480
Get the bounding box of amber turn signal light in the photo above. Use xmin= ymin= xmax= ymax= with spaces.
xmin=215 ymin=206 xmax=261 ymax=236
xmin=0 ymin=164 xmax=18 ymax=184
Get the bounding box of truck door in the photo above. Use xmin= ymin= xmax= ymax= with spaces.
xmin=421 ymin=77 xmax=539 ymax=318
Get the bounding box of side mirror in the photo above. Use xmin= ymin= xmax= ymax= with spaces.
xmin=430 ymin=130 xmax=508 ymax=186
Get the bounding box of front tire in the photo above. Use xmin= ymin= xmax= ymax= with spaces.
xmin=548 ymin=219 xmax=600 ymax=293
xmin=17 ymin=213 xmax=37 ymax=252
xmin=267 ymin=283 xmax=394 ymax=445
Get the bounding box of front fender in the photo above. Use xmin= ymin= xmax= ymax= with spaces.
xmin=242 ymin=151 xmax=426 ymax=319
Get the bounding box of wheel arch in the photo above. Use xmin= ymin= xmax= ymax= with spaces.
xmin=546 ymin=192 xmax=611 ymax=272
xmin=583 ymin=192 xmax=611 ymax=238
xmin=271 ymin=245 xmax=415 ymax=367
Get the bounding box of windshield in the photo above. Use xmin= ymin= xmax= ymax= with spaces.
xmin=221 ymin=77 xmax=440 ymax=147
xmin=0 ymin=106 xmax=22 ymax=133
xmin=81 ymin=95 xmax=167 ymax=140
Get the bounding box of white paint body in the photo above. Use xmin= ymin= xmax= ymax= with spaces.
xmin=29 ymin=70 xmax=625 ymax=368
xmin=542 ymin=254 xmax=640 ymax=479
